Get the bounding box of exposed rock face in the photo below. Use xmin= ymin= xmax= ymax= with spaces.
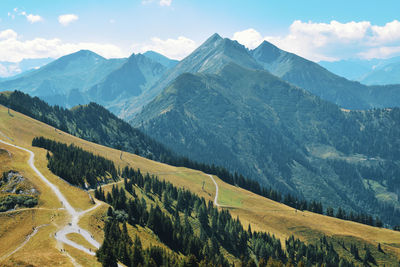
xmin=1 ymin=171 xmax=38 ymax=195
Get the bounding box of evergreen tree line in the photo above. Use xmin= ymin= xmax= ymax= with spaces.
xmin=95 ymin=166 xmax=366 ymax=267
xmin=328 ymin=159 xmax=400 ymax=227
xmin=97 ymin=216 xmax=182 ymax=267
xmin=32 ymin=136 xmax=118 ymax=188
xmin=166 ymin=158 xmax=391 ymax=228
xmin=166 ymin=157 xmax=324 ymax=214
xmin=325 ymin=207 xmax=383 ymax=227
xmin=0 ymin=91 xmax=175 ymax=162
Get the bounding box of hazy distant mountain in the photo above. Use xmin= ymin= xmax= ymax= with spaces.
xmin=361 ymin=61 xmax=400 ymax=85
xmin=0 ymin=50 xmax=173 ymax=112
xmin=143 ymin=51 xmax=179 ymax=68
xmin=119 ymin=33 xmax=263 ymax=119
xmin=132 ymin=62 xmax=400 ymax=224
xmin=252 ymin=41 xmax=400 ymax=109
xmin=0 ymin=50 xmax=126 ymax=107
xmin=0 ymin=57 xmax=54 ymax=78
xmin=319 ymin=56 xmax=400 ymax=85
xmin=319 ymin=59 xmax=378 ymax=81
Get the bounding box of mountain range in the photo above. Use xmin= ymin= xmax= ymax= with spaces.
xmin=0 ymin=50 xmax=126 ymax=107
xmin=1 ymin=33 xmax=400 ymax=225
xmin=117 ymin=34 xmax=400 ymax=117
xmin=0 ymin=50 xmax=177 ymax=110
xmin=2 ymin=34 xmax=400 ymax=115
xmin=251 ymin=41 xmax=400 ymax=109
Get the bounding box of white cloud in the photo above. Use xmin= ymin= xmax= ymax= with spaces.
xmin=0 ymin=29 xmax=126 ymax=62
xmin=233 ymin=20 xmax=400 ymax=62
xmin=232 ymin=28 xmax=263 ymax=49
xmin=58 ymin=14 xmax=79 ymax=26
xmin=132 ymin=36 xmax=196 ymax=60
xmin=358 ymin=46 xmax=400 ymax=59
xmin=26 ymin=14 xmax=43 ymax=24
xmin=0 ymin=63 xmax=21 ymax=77
xmin=370 ymin=20 xmax=400 ymax=44
xmin=0 ymin=64 xmax=10 ymax=77
xmin=0 ymin=29 xmax=18 ymax=40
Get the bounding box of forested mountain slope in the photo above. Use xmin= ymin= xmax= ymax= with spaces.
xmin=0 ymin=91 xmax=174 ymax=162
xmin=132 ymin=62 xmax=400 ymax=225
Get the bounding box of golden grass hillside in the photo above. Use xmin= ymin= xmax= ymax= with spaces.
xmin=1 ymin=104 xmax=400 ymax=265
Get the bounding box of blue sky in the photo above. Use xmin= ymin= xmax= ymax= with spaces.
xmin=1 ymin=0 xmax=400 ymax=67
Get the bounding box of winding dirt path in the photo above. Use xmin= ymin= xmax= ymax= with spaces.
xmin=0 ymin=139 xmax=101 ymax=263
xmin=207 ymin=174 xmax=221 ymax=207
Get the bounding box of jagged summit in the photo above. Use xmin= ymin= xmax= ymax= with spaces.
xmin=118 ymin=33 xmax=263 ymax=119
xmin=169 ymin=32 xmax=261 ymax=75
xmin=202 ymin=32 xmax=223 ymax=45
xmin=252 ymin=40 xmax=283 ymax=64
xmin=143 ymin=51 xmax=178 ymax=68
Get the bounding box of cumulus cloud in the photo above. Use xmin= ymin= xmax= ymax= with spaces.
xmin=26 ymin=14 xmax=43 ymax=23
xmin=370 ymin=20 xmax=400 ymax=44
xmin=233 ymin=20 xmax=400 ymax=61
xmin=132 ymin=36 xmax=196 ymax=59
xmin=0 ymin=29 xmax=18 ymax=40
xmin=232 ymin=28 xmax=263 ymax=49
xmin=358 ymin=46 xmax=400 ymax=59
xmin=58 ymin=14 xmax=79 ymax=26
xmin=0 ymin=63 xmax=21 ymax=77
xmin=0 ymin=29 xmax=126 ymax=62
